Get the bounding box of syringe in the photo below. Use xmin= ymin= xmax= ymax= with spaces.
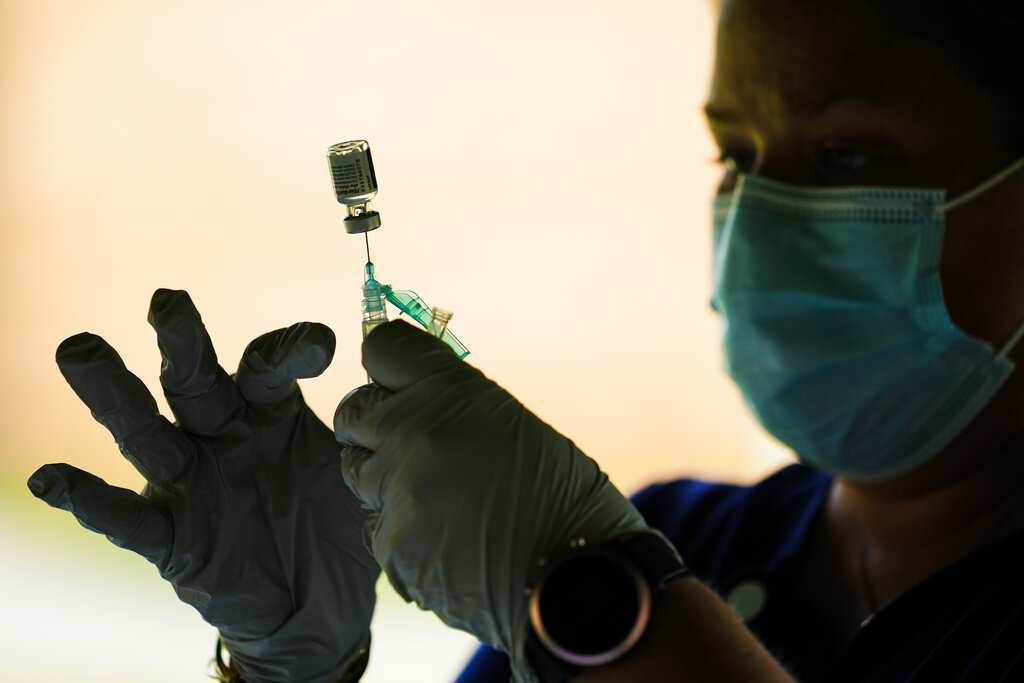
xmin=327 ymin=140 xmax=386 ymax=343
xmin=328 ymin=139 xmax=469 ymax=359
xmin=361 ymin=262 xmax=388 ymax=340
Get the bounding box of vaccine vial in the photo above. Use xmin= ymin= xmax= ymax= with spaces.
xmin=327 ymin=140 xmax=382 ymax=233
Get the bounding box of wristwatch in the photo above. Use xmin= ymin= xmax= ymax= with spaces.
xmin=524 ymin=531 xmax=690 ymax=682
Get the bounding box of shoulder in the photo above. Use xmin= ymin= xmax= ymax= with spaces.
xmin=630 ymin=464 xmax=832 ymax=589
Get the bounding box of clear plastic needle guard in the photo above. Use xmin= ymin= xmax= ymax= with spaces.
xmin=361 ymin=262 xmax=469 ymax=358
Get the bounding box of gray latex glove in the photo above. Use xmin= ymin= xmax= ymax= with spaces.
xmin=334 ymin=320 xmax=667 ymax=682
xmin=28 ymin=289 xmax=379 ymax=683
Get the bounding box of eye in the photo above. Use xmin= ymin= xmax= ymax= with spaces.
xmin=815 ymin=145 xmax=875 ymax=171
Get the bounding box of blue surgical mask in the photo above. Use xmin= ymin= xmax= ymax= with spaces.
xmin=711 ymin=159 xmax=1024 ymax=480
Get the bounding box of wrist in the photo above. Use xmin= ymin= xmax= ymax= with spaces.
xmin=571 ymin=578 xmax=794 ymax=682
xmin=210 ymin=634 xmax=371 ymax=683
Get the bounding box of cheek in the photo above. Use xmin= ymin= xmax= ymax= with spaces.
xmin=939 ymin=200 xmax=1024 ymax=346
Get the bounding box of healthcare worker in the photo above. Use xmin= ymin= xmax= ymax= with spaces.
xmin=28 ymin=0 xmax=1024 ymax=681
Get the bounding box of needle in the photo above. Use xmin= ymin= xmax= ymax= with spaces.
xmin=365 ymin=232 xmax=371 ymax=263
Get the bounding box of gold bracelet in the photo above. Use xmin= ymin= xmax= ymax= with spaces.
xmin=207 ymin=637 xmax=371 ymax=683
xmin=205 ymin=638 xmax=243 ymax=683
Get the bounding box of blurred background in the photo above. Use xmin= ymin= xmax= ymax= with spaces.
xmin=0 ymin=0 xmax=790 ymax=680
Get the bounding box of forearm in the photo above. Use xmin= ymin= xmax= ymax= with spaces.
xmin=574 ymin=576 xmax=794 ymax=682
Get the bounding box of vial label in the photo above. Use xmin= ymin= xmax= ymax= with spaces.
xmin=331 ymin=159 xmax=369 ymax=195
xmin=330 ymin=147 xmax=378 ymax=201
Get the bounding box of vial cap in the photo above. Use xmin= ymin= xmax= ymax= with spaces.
xmin=343 ymin=211 xmax=381 ymax=234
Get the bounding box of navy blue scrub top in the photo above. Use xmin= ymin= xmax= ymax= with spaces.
xmin=456 ymin=464 xmax=1024 ymax=682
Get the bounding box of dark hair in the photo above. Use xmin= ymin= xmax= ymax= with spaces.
xmin=855 ymin=1 xmax=1023 ymax=119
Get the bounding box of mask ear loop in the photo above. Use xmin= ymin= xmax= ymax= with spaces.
xmin=944 ymin=158 xmax=1024 ymax=212
xmin=997 ymin=317 xmax=1024 ymax=361
xmin=940 ymin=157 xmax=1024 ymax=360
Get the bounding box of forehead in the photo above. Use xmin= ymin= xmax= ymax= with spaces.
xmin=706 ymin=0 xmax=1016 ymax=151
xmin=710 ymin=0 xmax=921 ymax=116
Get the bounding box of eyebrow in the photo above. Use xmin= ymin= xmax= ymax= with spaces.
xmin=703 ymin=93 xmax=902 ymax=127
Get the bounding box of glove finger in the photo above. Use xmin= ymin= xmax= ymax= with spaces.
xmin=28 ymin=463 xmax=172 ymax=566
xmin=56 ymin=333 xmax=197 ymax=485
xmin=362 ymin=319 xmax=466 ymax=392
xmin=339 ymin=443 xmax=382 ymax=509
xmin=334 ymin=383 xmax=395 ymax=452
xmin=235 ymin=322 xmax=336 ymax=405
xmin=147 ymin=288 xmax=244 ymax=435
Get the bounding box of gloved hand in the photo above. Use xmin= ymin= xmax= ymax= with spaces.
xmin=28 ymin=289 xmax=379 ymax=683
xmin=334 ymin=320 xmax=661 ymax=682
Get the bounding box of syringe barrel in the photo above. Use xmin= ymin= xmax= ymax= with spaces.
xmin=362 ymin=317 xmax=387 ymax=339
xmin=361 ymin=262 xmax=388 ymax=338
xmin=361 ymin=295 xmax=388 ymax=338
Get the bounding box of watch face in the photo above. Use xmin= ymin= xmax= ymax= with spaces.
xmin=530 ymin=548 xmax=651 ymax=667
